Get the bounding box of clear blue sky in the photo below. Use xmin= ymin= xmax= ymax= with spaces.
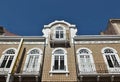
xmin=0 ymin=0 xmax=120 ymax=36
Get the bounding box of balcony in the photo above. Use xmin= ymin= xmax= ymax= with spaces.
xmin=50 ymin=33 xmax=70 ymax=47
xmin=0 ymin=68 xmax=9 ymax=75
xmin=77 ymin=63 xmax=120 ymax=82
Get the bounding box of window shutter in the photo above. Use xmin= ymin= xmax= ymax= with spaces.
xmin=23 ymin=55 xmax=29 ymax=72
xmin=36 ymin=55 xmax=40 ymax=72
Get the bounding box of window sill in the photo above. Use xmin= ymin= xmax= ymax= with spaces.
xmin=49 ymin=70 xmax=69 ymax=74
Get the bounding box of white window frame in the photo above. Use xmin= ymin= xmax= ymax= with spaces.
xmin=102 ymin=47 xmax=120 ymax=73
xmin=53 ymin=25 xmax=66 ymax=40
xmin=49 ymin=48 xmax=69 ymax=75
xmin=0 ymin=48 xmax=17 ymax=73
xmin=23 ymin=48 xmax=42 ymax=74
xmin=76 ymin=47 xmax=96 ymax=74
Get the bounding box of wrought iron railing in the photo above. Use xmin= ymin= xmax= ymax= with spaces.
xmin=78 ymin=63 xmax=120 ymax=75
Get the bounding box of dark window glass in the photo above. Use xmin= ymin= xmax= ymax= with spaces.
xmin=79 ymin=49 xmax=89 ymax=54
xmin=104 ymin=49 xmax=113 ymax=53
xmin=60 ymin=56 xmax=64 ymax=70
xmin=0 ymin=56 xmax=8 ymax=68
xmin=6 ymin=56 xmax=14 ymax=68
xmin=56 ymin=31 xmax=59 ymax=38
xmin=60 ymin=31 xmax=63 ymax=38
xmin=6 ymin=49 xmax=15 ymax=54
xmin=106 ymin=55 xmax=114 ymax=68
xmin=111 ymin=55 xmax=120 ymax=67
xmin=54 ymin=56 xmax=59 ymax=70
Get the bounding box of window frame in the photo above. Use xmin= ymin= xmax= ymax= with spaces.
xmin=102 ymin=47 xmax=120 ymax=73
xmin=23 ymin=48 xmax=42 ymax=74
xmin=0 ymin=48 xmax=17 ymax=73
xmin=76 ymin=47 xmax=96 ymax=74
xmin=49 ymin=48 xmax=69 ymax=75
xmin=53 ymin=25 xmax=66 ymax=40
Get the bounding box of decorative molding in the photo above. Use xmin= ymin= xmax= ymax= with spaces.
xmin=23 ymin=42 xmax=44 ymax=44
xmin=75 ymin=40 xmax=120 ymax=44
xmin=0 ymin=42 xmax=45 ymax=44
xmin=0 ymin=42 xmax=19 ymax=44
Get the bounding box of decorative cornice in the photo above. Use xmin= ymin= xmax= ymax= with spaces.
xmin=74 ymin=35 xmax=120 ymax=41
xmin=44 ymin=20 xmax=76 ymax=28
xmin=75 ymin=40 xmax=120 ymax=44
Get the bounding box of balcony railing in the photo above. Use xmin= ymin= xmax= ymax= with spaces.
xmin=78 ymin=63 xmax=96 ymax=74
xmin=78 ymin=63 xmax=120 ymax=75
xmin=0 ymin=68 xmax=9 ymax=74
xmin=22 ymin=65 xmax=41 ymax=74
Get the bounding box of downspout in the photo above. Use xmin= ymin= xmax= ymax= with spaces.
xmin=73 ymin=38 xmax=79 ymax=82
xmin=40 ymin=38 xmax=46 ymax=81
xmin=6 ymin=38 xmax=23 ymax=82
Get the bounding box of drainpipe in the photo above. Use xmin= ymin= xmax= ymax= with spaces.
xmin=73 ymin=38 xmax=79 ymax=82
xmin=6 ymin=38 xmax=23 ymax=82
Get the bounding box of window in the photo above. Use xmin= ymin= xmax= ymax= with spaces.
xmin=102 ymin=47 xmax=120 ymax=73
xmin=77 ymin=48 xmax=96 ymax=74
xmin=0 ymin=48 xmax=16 ymax=72
xmin=50 ymin=48 xmax=69 ymax=74
xmin=23 ymin=48 xmax=42 ymax=73
xmin=54 ymin=26 xmax=65 ymax=39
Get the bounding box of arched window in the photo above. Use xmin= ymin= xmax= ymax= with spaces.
xmin=55 ymin=27 xmax=64 ymax=39
xmin=102 ymin=47 xmax=120 ymax=73
xmin=50 ymin=48 xmax=69 ymax=74
xmin=0 ymin=48 xmax=16 ymax=72
xmin=23 ymin=48 xmax=42 ymax=73
xmin=77 ymin=48 xmax=96 ymax=74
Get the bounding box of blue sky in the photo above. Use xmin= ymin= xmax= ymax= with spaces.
xmin=0 ymin=0 xmax=120 ymax=36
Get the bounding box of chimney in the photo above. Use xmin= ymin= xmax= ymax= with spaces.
xmin=0 ymin=26 xmax=4 ymax=35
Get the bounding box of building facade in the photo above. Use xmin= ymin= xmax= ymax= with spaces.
xmin=0 ymin=19 xmax=120 ymax=82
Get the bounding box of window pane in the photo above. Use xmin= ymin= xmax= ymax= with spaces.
xmin=56 ymin=31 xmax=59 ymax=38
xmin=80 ymin=55 xmax=85 ymax=63
xmin=79 ymin=49 xmax=89 ymax=54
xmin=6 ymin=56 xmax=14 ymax=68
xmin=0 ymin=56 xmax=8 ymax=68
xmin=106 ymin=55 xmax=114 ymax=68
xmin=56 ymin=27 xmax=63 ymax=30
xmin=54 ymin=56 xmax=59 ymax=70
xmin=60 ymin=56 xmax=64 ymax=70
xmin=54 ymin=49 xmax=64 ymax=54
xmin=6 ymin=49 xmax=15 ymax=54
xmin=27 ymin=56 xmax=33 ymax=68
xmin=60 ymin=31 xmax=63 ymax=38
xmin=111 ymin=55 xmax=120 ymax=67
xmin=33 ymin=55 xmax=39 ymax=68
xmin=30 ymin=49 xmax=39 ymax=54
xmin=104 ymin=49 xmax=113 ymax=53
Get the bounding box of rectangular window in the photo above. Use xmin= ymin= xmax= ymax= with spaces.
xmin=25 ymin=55 xmax=40 ymax=72
xmin=33 ymin=55 xmax=39 ymax=70
xmin=60 ymin=56 xmax=64 ymax=70
xmin=53 ymin=56 xmax=65 ymax=70
xmin=54 ymin=56 xmax=59 ymax=70
xmin=56 ymin=31 xmax=59 ymax=38
xmin=60 ymin=31 xmax=63 ymax=38
xmin=106 ymin=55 xmax=114 ymax=68
xmin=0 ymin=56 xmax=8 ymax=68
xmin=27 ymin=56 xmax=33 ymax=68
xmin=6 ymin=56 xmax=14 ymax=68
xmin=111 ymin=55 xmax=120 ymax=67
xmin=79 ymin=55 xmax=94 ymax=73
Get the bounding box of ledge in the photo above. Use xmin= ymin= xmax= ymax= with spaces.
xmin=49 ymin=70 xmax=69 ymax=74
